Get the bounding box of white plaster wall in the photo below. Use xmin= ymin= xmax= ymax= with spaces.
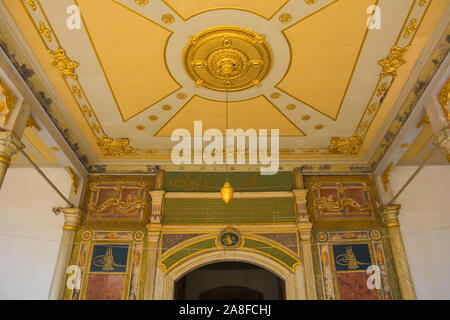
xmin=390 ymin=165 xmax=450 ymax=300
xmin=0 ymin=167 xmax=71 ymax=300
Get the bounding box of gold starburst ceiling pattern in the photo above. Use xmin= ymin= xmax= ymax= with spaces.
xmin=2 ymin=0 xmax=448 ymax=171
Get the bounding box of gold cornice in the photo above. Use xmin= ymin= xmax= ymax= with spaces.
xmin=0 ymin=77 xmax=17 ymax=126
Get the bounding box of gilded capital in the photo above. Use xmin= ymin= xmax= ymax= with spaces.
xmin=381 ymin=204 xmax=401 ymax=227
xmin=61 ymin=207 xmax=82 ymax=229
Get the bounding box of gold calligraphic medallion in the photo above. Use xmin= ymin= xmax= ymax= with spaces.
xmin=182 ymin=26 xmax=272 ymax=92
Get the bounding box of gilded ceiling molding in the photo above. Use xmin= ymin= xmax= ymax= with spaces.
xmin=326 ymin=136 xmax=363 ymax=155
xmin=305 ymin=0 xmax=319 ymax=4
xmin=381 ymin=162 xmax=393 ymax=192
xmin=66 ymin=166 xmax=80 ymax=195
xmin=438 ymin=78 xmax=449 ymax=120
xmin=0 ymin=77 xmax=17 ymax=126
xmin=96 ymin=136 xmax=136 ymax=156
xmin=378 ymin=46 xmax=409 ymax=79
xmin=48 ymin=48 xmax=79 ymax=80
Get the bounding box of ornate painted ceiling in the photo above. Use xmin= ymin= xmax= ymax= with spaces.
xmin=2 ymin=0 xmax=449 ymax=172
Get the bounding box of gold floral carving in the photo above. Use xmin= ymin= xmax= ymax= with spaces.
xmin=0 ymin=77 xmax=17 ymax=126
xmin=419 ymin=0 xmax=428 ymax=6
xmin=368 ymin=103 xmax=377 ymax=115
xmin=326 ymin=136 xmax=363 ymax=155
xmin=134 ymin=0 xmax=148 ymax=6
xmin=97 ymin=136 xmax=136 ymax=156
xmin=382 ymin=162 xmax=393 ymax=192
xmin=162 ymin=14 xmax=175 ymax=25
xmin=49 ymin=48 xmax=79 ymax=80
xmin=438 ymin=78 xmax=450 ymax=120
xmin=378 ymin=46 xmax=409 ymax=78
xmin=377 ymin=82 xmax=387 ymax=96
xmin=305 ymin=0 xmax=318 ymax=4
xmin=66 ymin=166 xmax=79 ymax=195
xmin=25 ymin=0 xmax=36 ymax=11
xmin=183 ymin=26 xmax=272 ymax=92
xmin=279 ymin=14 xmax=292 ymax=24
xmin=403 ymin=19 xmax=417 ymax=39
xmin=39 ymin=22 xmax=52 ymax=42
xmin=72 ymin=85 xmax=82 ymax=99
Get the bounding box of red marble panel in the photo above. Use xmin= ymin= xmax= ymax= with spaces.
xmin=336 ymin=272 xmax=379 ymax=300
xmin=85 ymin=274 xmax=125 ymax=300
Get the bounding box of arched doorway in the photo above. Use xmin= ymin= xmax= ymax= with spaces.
xmin=152 ymin=249 xmax=307 ymax=300
xmin=174 ymin=262 xmax=286 ymax=300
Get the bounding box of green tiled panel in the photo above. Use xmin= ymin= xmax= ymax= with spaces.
xmin=163 ymin=198 xmax=296 ymax=224
xmin=164 ymin=172 xmax=295 ymax=192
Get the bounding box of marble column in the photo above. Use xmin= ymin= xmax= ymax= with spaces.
xmin=381 ymin=204 xmax=417 ymax=300
xmin=294 ymin=188 xmax=317 ymax=300
xmin=0 ymin=131 xmax=24 ymax=188
xmin=144 ymin=190 xmax=165 ymax=299
xmin=48 ymin=207 xmax=82 ymax=300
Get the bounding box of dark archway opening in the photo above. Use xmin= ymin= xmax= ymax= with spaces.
xmin=174 ymin=262 xmax=286 ymax=300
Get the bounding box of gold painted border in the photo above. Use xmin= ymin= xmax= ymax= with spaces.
xmin=160 ymin=0 xmax=290 ymax=21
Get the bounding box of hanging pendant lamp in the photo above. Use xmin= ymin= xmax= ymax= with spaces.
xmin=221 ymin=91 xmax=234 ymax=204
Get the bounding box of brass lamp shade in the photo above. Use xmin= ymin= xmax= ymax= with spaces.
xmin=220 ymin=181 xmax=234 ymax=204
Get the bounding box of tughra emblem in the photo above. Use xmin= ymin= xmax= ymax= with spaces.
xmin=336 ymin=246 xmax=369 ymax=270
xmin=93 ymin=247 xmax=126 ymax=271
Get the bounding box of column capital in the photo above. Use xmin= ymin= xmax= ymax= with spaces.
xmin=381 ymin=204 xmax=401 ymax=227
xmin=61 ymin=207 xmax=82 ymax=230
xmin=0 ymin=131 xmax=24 ymax=164
xmin=146 ymin=223 xmax=162 ymax=243
xmin=149 ymin=190 xmax=165 ymax=224
xmin=293 ymin=189 xmax=310 ymax=222
xmin=297 ymin=221 xmax=313 ymax=241
xmin=150 ymin=190 xmax=166 ymax=200
xmin=434 ymin=127 xmax=450 ymax=154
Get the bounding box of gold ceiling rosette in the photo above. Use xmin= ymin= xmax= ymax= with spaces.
xmin=182 ymin=25 xmax=273 ymax=92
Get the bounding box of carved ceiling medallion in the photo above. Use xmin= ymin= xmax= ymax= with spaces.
xmin=182 ymin=26 xmax=273 ymax=92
